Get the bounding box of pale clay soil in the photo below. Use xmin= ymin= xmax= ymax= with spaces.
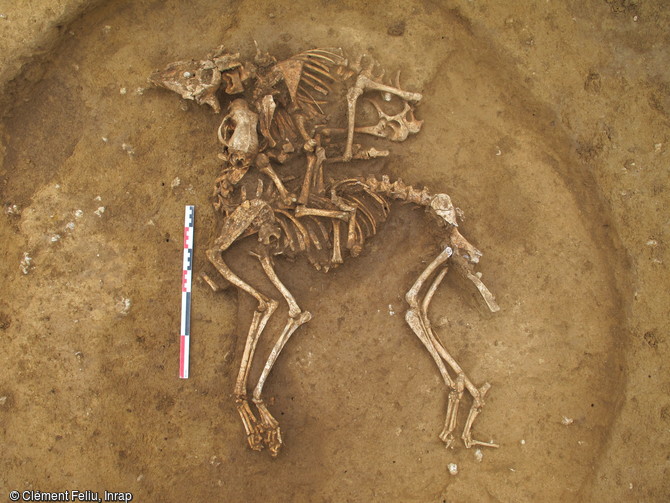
xmin=0 ymin=1 xmax=668 ymax=502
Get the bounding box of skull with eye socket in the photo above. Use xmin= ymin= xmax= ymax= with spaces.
xmin=149 ymin=47 xmax=252 ymax=113
xmin=150 ymin=47 xmax=266 ymax=211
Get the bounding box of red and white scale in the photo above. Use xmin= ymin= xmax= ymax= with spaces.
xmin=179 ymin=205 xmax=195 ymax=379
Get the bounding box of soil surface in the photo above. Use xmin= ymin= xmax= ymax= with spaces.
xmin=0 ymin=1 xmax=668 ymax=502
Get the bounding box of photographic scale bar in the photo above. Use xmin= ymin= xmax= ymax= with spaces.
xmin=180 ymin=205 xmax=194 ymax=379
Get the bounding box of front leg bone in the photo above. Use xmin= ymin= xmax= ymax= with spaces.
xmin=255 ymin=154 xmax=295 ymax=207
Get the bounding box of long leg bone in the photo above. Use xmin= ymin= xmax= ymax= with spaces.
xmin=419 ymin=266 xmax=464 ymax=444
xmin=404 ymin=247 xmax=460 ymax=447
xmin=255 ymin=154 xmax=295 ymax=207
xmin=404 ymin=245 xmax=498 ymax=449
xmin=252 ymin=252 xmax=313 ymax=456
xmin=206 ymin=248 xmax=279 ymax=451
xmin=422 ymin=290 xmax=498 ymax=448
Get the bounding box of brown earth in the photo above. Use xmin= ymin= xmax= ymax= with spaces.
xmin=0 ymin=1 xmax=668 ymax=501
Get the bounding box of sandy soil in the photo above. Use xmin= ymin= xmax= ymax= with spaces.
xmin=0 ymin=1 xmax=668 ymax=501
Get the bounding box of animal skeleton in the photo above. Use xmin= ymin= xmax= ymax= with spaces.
xmin=151 ymin=45 xmax=500 ymax=457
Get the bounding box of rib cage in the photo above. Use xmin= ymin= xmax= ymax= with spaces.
xmin=264 ymin=175 xmax=438 ymax=271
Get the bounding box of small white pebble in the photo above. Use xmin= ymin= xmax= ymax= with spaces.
xmin=388 ymin=304 xmax=395 ymax=316
xmin=65 ymin=221 xmax=75 ymax=231
xmin=94 ymin=206 xmax=106 ymax=217
xmin=94 ymin=196 xmax=102 ymax=201
xmin=474 ymin=449 xmax=483 ymax=462
xmin=20 ymin=252 xmax=32 ymax=274
xmin=654 ymin=143 xmax=662 ymax=152
xmin=646 ymin=239 xmax=658 ymax=246
xmin=121 ymin=143 xmax=135 ymax=155
xmin=136 ymin=474 xmax=144 ymax=482
xmin=170 ymin=177 xmax=181 ymax=188
xmin=183 ymin=71 xmax=193 ymax=78
xmin=633 ymin=15 xmax=638 ymax=21
xmin=135 ymin=87 xmax=145 ymax=95
xmin=495 ymin=147 xmax=502 ymax=156
xmin=4 ymin=204 xmax=20 ymax=215
xmin=102 ymin=25 xmax=111 ymax=34
xmin=448 ymin=463 xmax=458 ymax=475
xmin=520 ymin=439 xmax=526 ymax=445
xmin=50 ymin=234 xmax=61 ymax=243
xmin=629 ymin=482 xmax=633 ymax=490
xmin=74 ymin=209 xmax=84 ymax=218
xmin=117 ymin=297 xmax=132 ymax=315
xmin=120 ymin=87 xmax=127 ymax=95
xmin=561 ymin=416 xmax=574 ymax=425
xmin=509 ymin=467 xmax=516 ymax=472
xmin=0 ymin=14 xmax=7 ymax=20
xmin=0 ymin=396 xmax=6 ymax=405
xmin=101 ymin=137 xmax=109 ymax=143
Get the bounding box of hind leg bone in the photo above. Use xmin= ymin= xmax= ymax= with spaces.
xmin=251 ymin=252 xmax=312 ymax=456
xmin=206 ymin=248 xmax=279 ymax=451
xmin=405 ymin=246 xmax=498 ymax=448
xmin=420 ymin=262 xmax=497 ymax=448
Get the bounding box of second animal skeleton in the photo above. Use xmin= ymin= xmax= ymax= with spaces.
xmin=152 ymin=45 xmax=500 ymax=457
